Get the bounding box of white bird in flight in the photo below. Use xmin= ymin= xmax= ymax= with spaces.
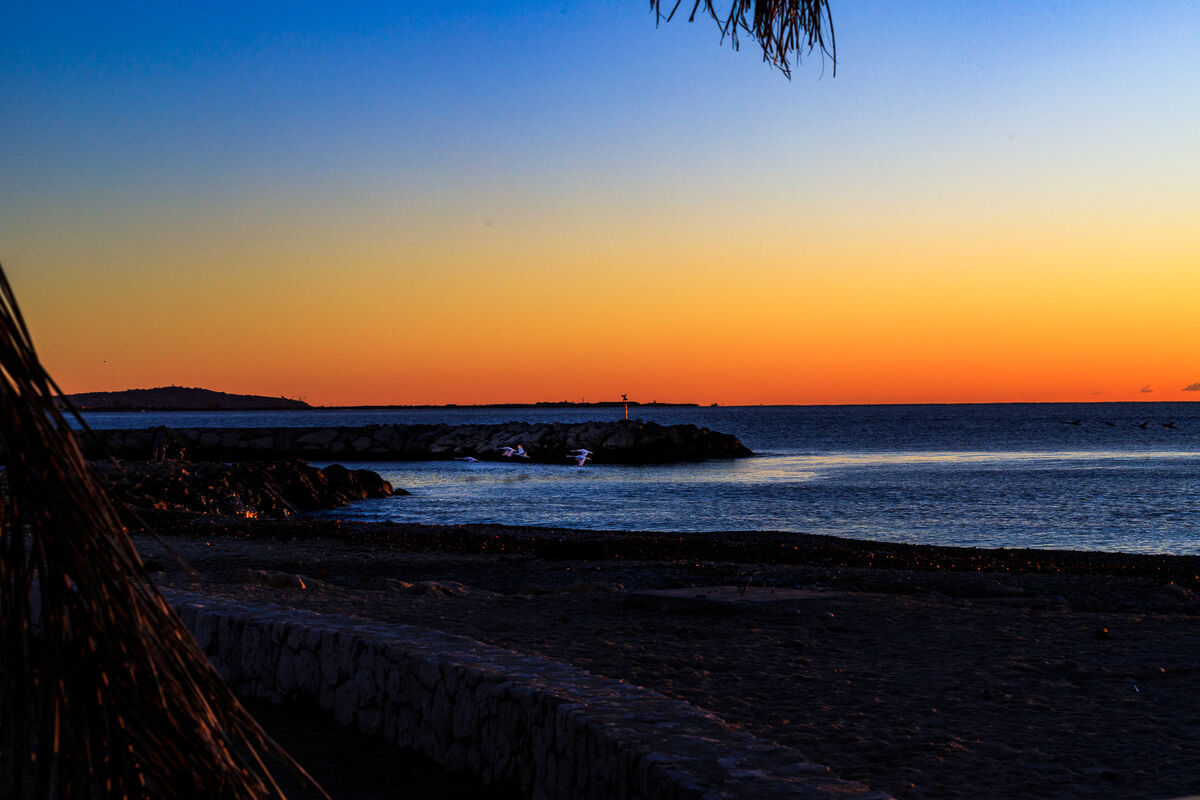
xmin=567 ymin=448 xmax=592 ymax=466
xmin=499 ymin=445 xmax=530 ymax=458
xmin=454 ymin=456 xmax=480 ymax=462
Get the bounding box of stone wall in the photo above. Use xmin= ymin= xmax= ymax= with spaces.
xmin=81 ymin=421 xmax=752 ymax=465
xmin=170 ymin=592 xmax=891 ymax=800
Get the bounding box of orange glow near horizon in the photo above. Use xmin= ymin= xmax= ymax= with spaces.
xmin=18 ymin=202 xmax=1200 ymax=407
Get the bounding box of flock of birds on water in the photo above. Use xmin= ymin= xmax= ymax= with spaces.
xmin=455 ymin=445 xmax=592 ymax=466
xmin=1063 ymin=419 xmax=1179 ymax=429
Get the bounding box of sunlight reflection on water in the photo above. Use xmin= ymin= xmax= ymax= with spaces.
xmin=317 ymin=448 xmax=1200 ymax=555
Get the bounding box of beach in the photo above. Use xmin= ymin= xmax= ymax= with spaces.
xmin=140 ymin=517 xmax=1200 ymax=800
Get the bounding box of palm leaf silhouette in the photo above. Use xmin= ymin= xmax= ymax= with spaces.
xmin=651 ymin=0 xmax=835 ymax=76
xmin=0 ymin=262 xmax=324 ymax=799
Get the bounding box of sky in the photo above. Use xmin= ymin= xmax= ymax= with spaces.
xmin=2 ymin=1 xmax=1198 ymax=406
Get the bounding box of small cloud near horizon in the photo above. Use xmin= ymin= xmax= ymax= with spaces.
xmin=1141 ymin=384 xmax=1153 ymax=393
xmin=1184 ymin=383 xmax=1200 ymax=392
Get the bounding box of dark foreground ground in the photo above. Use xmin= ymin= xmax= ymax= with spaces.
xmin=248 ymin=700 xmax=518 ymax=800
xmin=140 ymin=516 xmax=1200 ymax=800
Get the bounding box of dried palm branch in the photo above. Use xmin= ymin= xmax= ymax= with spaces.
xmin=0 ymin=261 xmax=325 ymax=799
xmin=651 ymin=0 xmax=835 ymax=76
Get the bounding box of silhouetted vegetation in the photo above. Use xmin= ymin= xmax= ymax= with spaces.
xmin=651 ymin=0 xmax=835 ymax=76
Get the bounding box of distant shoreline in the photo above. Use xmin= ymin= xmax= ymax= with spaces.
xmin=73 ymin=399 xmax=1199 ymax=412
xmin=61 ymin=386 xmax=309 ymax=412
xmin=321 ymin=401 xmax=701 ymax=410
xmin=74 ymin=401 xmax=704 ymax=412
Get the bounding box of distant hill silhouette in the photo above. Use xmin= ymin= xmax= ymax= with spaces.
xmin=61 ymin=386 xmax=310 ymax=411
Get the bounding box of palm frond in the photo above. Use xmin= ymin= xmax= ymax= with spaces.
xmin=0 ymin=261 xmax=324 ymax=799
xmin=651 ymin=0 xmax=835 ymax=77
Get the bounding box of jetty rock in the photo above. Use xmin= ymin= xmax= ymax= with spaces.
xmin=81 ymin=420 xmax=754 ymax=465
xmin=92 ymin=459 xmax=397 ymax=519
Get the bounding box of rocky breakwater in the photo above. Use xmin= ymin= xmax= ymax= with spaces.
xmin=92 ymin=460 xmax=397 ymax=519
xmin=83 ymin=420 xmax=754 ymax=465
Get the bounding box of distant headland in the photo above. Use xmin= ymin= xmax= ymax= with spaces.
xmin=332 ymin=401 xmax=702 ymax=410
xmin=60 ymin=386 xmax=311 ymax=411
xmin=60 ymin=387 xmax=703 ymax=411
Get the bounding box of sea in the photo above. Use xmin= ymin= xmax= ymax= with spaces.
xmin=79 ymin=403 xmax=1200 ymax=556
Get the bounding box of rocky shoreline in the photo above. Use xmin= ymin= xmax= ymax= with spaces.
xmin=146 ymin=515 xmax=1200 ymax=594
xmin=78 ymin=420 xmax=753 ymax=465
xmin=94 ymin=460 xmax=396 ymax=519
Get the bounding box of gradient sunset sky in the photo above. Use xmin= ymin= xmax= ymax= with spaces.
xmin=2 ymin=2 xmax=1198 ymax=406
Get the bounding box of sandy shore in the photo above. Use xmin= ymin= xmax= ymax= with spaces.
xmin=138 ymin=517 xmax=1200 ymax=800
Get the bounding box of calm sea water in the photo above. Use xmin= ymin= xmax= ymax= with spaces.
xmin=80 ymin=403 xmax=1200 ymax=555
